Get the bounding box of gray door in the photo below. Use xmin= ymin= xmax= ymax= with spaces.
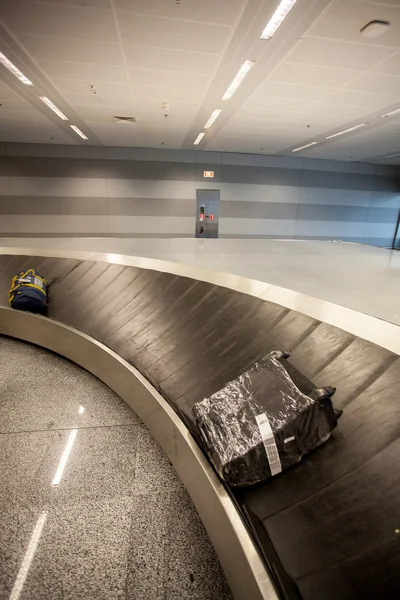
xmin=195 ymin=190 xmax=220 ymax=238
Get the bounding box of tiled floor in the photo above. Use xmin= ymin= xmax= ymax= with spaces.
xmin=0 ymin=338 xmax=231 ymax=600
xmin=1 ymin=237 xmax=399 ymax=326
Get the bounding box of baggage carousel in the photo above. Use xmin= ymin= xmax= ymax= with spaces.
xmin=0 ymin=251 xmax=399 ymax=600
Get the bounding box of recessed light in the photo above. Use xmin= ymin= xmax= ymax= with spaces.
xmin=193 ymin=132 xmax=205 ymax=145
xmin=360 ymin=20 xmax=390 ymax=38
xmin=326 ymin=123 xmax=366 ymax=139
xmin=0 ymin=51 xmax=33 ymax=85
xmin=292 ymin=141 xmax=318 ymax=152
xmin=222 ymin=60 xmax=255 ymax=101
xmin=204 ymin=109 xmax=222 ymax=129
xmin=382 ymin=108 xmax=400 ymax=118
xmin=70 ymin=125 xmax=88 ymax=139
xmin=260 ymin=0 xmax=299 ymax=40
xmin=40 ymin=96 xmax=68 ymax=120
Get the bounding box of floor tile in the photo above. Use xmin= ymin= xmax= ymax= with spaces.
xmin=0 ymin=338 xmax=139 ymax=433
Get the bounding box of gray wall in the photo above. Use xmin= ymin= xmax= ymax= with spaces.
xmin=1 ymin=143 xmax=399 ymax=247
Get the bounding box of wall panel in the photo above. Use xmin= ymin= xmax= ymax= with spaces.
xmin=0 ymin=144 xmax=399 ymax=246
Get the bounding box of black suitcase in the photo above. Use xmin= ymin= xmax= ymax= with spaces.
xmin=192 ymin=351 xmax=341 ymax=487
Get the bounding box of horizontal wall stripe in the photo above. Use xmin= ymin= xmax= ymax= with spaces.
xmin=0 ymin=176 xmax=107 ymax=198
xmin=296 ymin=220 xmax=367 ymax=238
xmin=0 ymin=233 xmax=192 ymax=238
xmin=220 ymin=201 xmax=298 ymax=220
xmin=2 ymin=156 xmax=398 ymax=192
xmin=3 ymin=142 xmax=400 ymax=177
xmin=299 ymin=187 xmax=372 ymax=207
xmin=15 ymin=215 xmax=109 ymax=234
xmin=0 ymin=215 xmax=18 ymax=233
xmin=220 ymin=164 xmax=303 ymax=187
xmin=0 ymin=198 xmax=395 ymax=224
xmin=219 ymin=218 xmax=296 ymax=236
xmin=2 ymin=156 xmax=106 ymax=179
xmin=0 ymin=196 xmax=108 ymax=215
xmin=363 ymin=222 xmax=396 ymax=238
xmin=108 ymin=216 xmax=194 ymax=235
xmin=0 ymin=216 xmax=194 ymax=235
xmin=220 ymin=183 xmax=300 ymax=204
xmin=367 ymin=207 xmax=399 ymax=224
xmin=298 ymin=204 xmax=368 ymax=223
xmin=108 ymin=198 xmax=195 ymax=217
xmin=0 ymin=197 xmax=195 ymax=217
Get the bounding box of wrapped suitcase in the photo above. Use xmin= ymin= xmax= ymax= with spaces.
xmin=192 ymin=351 xmax=341 ymax=487
xmin=9 ymin=269 xmax=48 ymax=315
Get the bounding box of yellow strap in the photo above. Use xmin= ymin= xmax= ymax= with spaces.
xmin=9 ymin=282 xmax=47 ymax=297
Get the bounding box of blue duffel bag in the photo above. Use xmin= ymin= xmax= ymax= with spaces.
xmin=9 ymin=269 xmax=48 ymax=315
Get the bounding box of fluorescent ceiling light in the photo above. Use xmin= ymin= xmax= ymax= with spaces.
xmin=260 ymin=0 xmax=299 ymax=40
xmin=193 ymin=132 xmax=205 ymax=145
xmin=40 ymin=96 xmax=68 ymax=120
xmin=78 ymin=405 xmax=85 ymax=414
xmin=222 ymin=60 xmax=255 ymax=101
xmin=292 ymin=141 xmax=318 ymax=153
xmin=52 ymin=428 xmax=77 ymax=486
xmin=204 ymin=109 xmax=222 ymax=129
xmin=0 ymin=51 xmax=33 ymax=85
xmin=70 ymin=125 xmax=88 ymax=139
xmin=326 ymin=123 xmax=366 ymax=139
xmin=382 ymin=107 xmax=400 ymax=118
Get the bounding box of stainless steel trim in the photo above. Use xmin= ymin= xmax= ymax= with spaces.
xmin=0 ymin=246 xmax=399 ymax=356
xmin=0 ymin=307 xmax=278 ymax=600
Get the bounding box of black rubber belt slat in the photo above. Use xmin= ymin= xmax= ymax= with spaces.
xmin=117 ymin=278 xmax=200 ymax=359
xmin=71 ymin=266 xmax=142 ymax=328
xmin=131 ymin=280 xmax=215 ymax=371
xmin=264 ymin=439 xmax=400 ymax=597
xmin=144 ymin=286 xmax=241 ymax=383
xmin=288 ymin=322 xmax=355 ymax=379
xmin=314 ymin=337 xmax=395 ymax=409
xmin=106 ymin=275 xmax=194 ymax=351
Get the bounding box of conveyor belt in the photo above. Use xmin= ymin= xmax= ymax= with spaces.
xmin=1 ymin=255 xmax=399 ymax=600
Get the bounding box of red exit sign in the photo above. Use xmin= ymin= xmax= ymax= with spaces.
xmin=203 ymin=171 xmax=214 ymax=178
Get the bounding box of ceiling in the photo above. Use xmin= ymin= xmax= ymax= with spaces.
xmin=0 ymin=0 xmax=400 ymax=163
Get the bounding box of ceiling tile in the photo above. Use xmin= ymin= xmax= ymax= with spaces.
xmin=286 ymin=37 xmax=394 ymax=71
xmin=372 ymin=51 xmax=400 ymax=75
xmin=118 ymin=13 xmax=230 ymax=53
xmin=24 ymin=0 xmax=111 ymax=7
xmin=18 ymin=34 xmax=124 ymax=66
xmin=75 ymin=105 xmax=134 ymax=123
xmin=322 ymin=88 xmax=400 ymax=108
xmin=89 ymin=121 xmax=186 ymax=148
xmin=255 ymin=82 xmax=336 ymax=102
xmin=269 ymin=63 xmax=360 ymax=89
xmin=128 ymin=68 xmax=210 ymax=91
xmin=346 ymin=72 xmax=400 ymax=95
xmin=115 ymin=0 xmax=243 ymax=26
xmin=56 ymin=81 xmax=132 ymax=103
xmin=0 ymin=0 xmax=118 ymax=42
xmin=135 ymin=97 xmax=200 ymax=117
xmin=130 ymin=85 xmax=203 ymax=103
xmin=123 ymin=45 xmax=218 ymax=75
xmin=310 ymin=102 xmax=369 ymax=118
xmin=38 ymin=60 xmax=128 ymax=84
xmin=308 ymin=0 xmax=400 ymax=48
